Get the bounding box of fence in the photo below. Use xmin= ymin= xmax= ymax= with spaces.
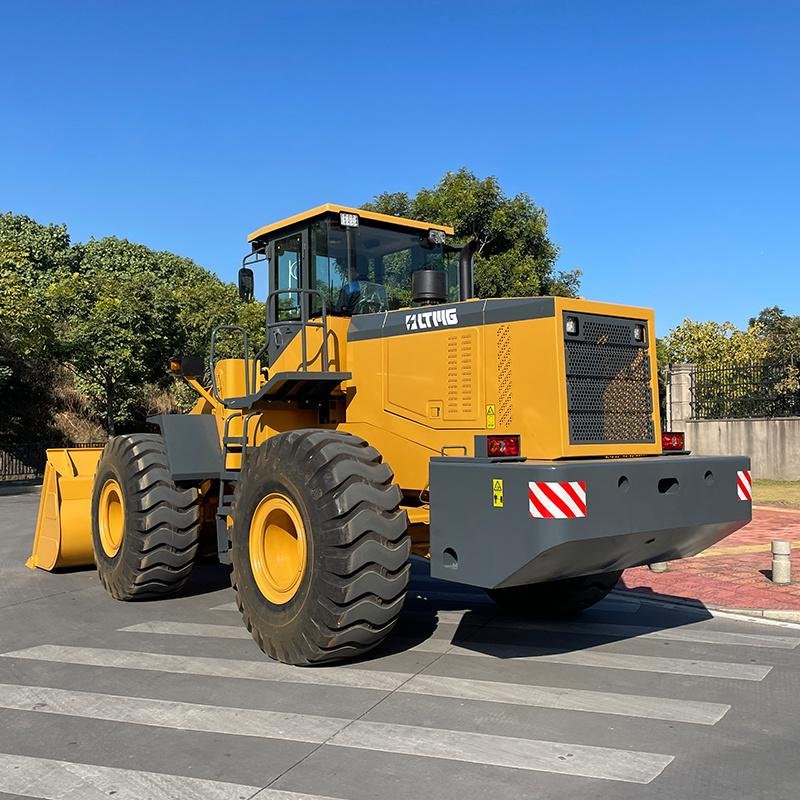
xmin=0 ymin=442 xmax=105 ymax=481
xmin=667 ymin=363 xmax=800 ymax=481
xmin=691 ymin=360 xmax=800 ymax=420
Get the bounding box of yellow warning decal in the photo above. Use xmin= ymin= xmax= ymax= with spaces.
xmin=492 ymin=478 xmax=504 ymax=508
xmin=486 ymin=404 xmax=496 ymax=429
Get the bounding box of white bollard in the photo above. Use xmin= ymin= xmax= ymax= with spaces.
xmin=771 ymin=540 xmax=792 ymax=585
xmin=648 ymin=561 xmax=669 ymax=573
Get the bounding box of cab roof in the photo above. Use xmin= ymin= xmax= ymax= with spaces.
xmin=247 ymin=203 xmax=455 ymax=243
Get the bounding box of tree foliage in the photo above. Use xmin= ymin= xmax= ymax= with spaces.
xmin=0 ymin=212 xmax=262 ymax=439
xmin=661 ymin=319 xmax=769 ymax=367
xmin=364 ymin=168 xmax=580 ymax=298
xmin=662 ymin=307 xmax=800 ymax=370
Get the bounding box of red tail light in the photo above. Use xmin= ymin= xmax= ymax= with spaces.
xmin=487 ymin=435 xmax=521 ymax=457
xmin=662 ymin=432 xmax=685 ymax=451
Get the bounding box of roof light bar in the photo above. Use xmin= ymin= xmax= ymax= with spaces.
xmin=339 ymin=211 xmax=359 ymax=227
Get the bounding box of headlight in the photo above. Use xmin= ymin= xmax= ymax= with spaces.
xmin=565 ymin=316 xmax=579 ymax=336
xmin=633 ymin=323 xmax=646 ymax=343
xmin=339 ymin=212 xmax=359 ymax=227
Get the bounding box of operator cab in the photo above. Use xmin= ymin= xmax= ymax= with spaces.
xmin=242 ymin=203 xmax=470 ymax=317
xmin=241 ymin=203 xmax=473 ymax=365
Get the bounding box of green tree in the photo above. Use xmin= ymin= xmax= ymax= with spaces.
xmin=661 ymin=318 xmax=768 ymax=367
xmin=0 ymin=212 xmax=264 ymax=439
xmin=748 ymin=306 xmax=800 ymax=362
xmin=0 ymin=213 xmax=76 ymax=440
xmin=46 ymin=236 xmax=260 ymax=433
xmin=365 ymin=168 xmax=579 ymax=298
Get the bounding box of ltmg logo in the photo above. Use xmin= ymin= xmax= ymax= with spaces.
xmin=405 ymin=307 xmax=458 ymax=331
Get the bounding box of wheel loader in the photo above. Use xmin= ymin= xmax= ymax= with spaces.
xmin=28 ymin=203 xmax=752 ymax=665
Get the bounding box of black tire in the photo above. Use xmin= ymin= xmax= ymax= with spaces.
xmin=488 ymin=570 xmax=624 ymax=616
xmin=231 ymin=429 xmax=410 ymax=665
xmin=91 ymin=434 xmax=201 ymax=600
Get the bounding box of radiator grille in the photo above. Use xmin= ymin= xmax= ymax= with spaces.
xmin=564 ymin=314 xmax=655 ymax=445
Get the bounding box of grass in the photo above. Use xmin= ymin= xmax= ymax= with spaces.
xmin=753 ymin=480 xmax=800 ymax=510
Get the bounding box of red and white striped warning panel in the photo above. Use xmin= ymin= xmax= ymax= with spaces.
xmin=737 ymin=470 xmax=752 ymax=501
xmin=529 ymin=480 xmax=587 ymax=519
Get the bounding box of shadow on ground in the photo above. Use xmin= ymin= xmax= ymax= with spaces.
xmin=375 ymin=558 xmax=716 ymax=663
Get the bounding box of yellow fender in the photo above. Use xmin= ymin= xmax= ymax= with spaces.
xmin=26 ymin=448 xmax=104 ymax=571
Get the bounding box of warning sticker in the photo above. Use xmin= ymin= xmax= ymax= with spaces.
xmin=492 ymin=478 xmax=504 ymax=508
xmin=486 ymin=404 xmax=496 ymax=429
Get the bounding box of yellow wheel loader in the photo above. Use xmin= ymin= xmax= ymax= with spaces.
xmin=28 ymin=203 xmax=752 ymax=664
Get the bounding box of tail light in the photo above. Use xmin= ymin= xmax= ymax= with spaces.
xmin=487 ymin=435 xmax=521 ymax=457
xmin=661 ymin=432 xmax=685 ymax=452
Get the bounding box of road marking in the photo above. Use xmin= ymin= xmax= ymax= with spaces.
xmin=411 ymin=640 xmax=772 ymax=681
xmin=123 ymin=621 xmax=252 ymax=639
xmin=0 ymin=645 xmax=409 ymax=691
xmin=329 ymin=721 xmax=673 ymax=784
xmin=0 ymin=641 xmax=725 ymax=724
xmin=111 ymin=621 xmax=772 ymax=689
xmin=0 ymin=685 xmax=673 ymax=784
xmin=0 ymin=683 xmax=347 ymax=743
xmin=398 ymin=673 xmax=729 ymax=724
xmin=0 ymin=752 xmax=261 ymax=800
xmin=111 ymin=622 xmax=772 ymax=689
xmin=208 ymin=604 xmax=482 ymax=625
xmin=485 ymin=619 xmax=800 ymax=649
xmin=210 ymin=596 xmax=642 ymax=615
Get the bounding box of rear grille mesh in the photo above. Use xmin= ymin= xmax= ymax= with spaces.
xmin=564 ymin=315 xmax=655 ymax=445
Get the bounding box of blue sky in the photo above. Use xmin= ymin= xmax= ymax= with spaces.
xmin=1 ymin=1 xmax=798 ymax=334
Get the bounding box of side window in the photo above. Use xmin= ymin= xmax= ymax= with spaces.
xmin=312 ymin=223 xmax=348 ymax=313
xmin=274 ymin=233 xmax=302 ymax=321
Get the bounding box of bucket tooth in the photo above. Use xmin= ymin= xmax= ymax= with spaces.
xmin=27 ymin=448 xmax=104 ymax=571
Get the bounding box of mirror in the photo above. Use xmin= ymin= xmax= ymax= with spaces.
xmin=238 ymin=266 xmax=254 ymax=302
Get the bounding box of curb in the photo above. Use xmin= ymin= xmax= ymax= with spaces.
xmin=611 ymin=589 xmax=800 ymax=630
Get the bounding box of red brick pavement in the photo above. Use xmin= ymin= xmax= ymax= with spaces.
xmin=621 ymin=507 xmax=800 ymax=611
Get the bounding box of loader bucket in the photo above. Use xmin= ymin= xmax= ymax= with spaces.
xmin=26 ymin=448 xmax=104 ymax=571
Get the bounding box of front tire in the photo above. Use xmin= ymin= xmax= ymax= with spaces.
xmin=91 ymin=434 xmax=201 ymax=600
xmin=231 ymin=430 xmax=410 ymax=665
xmin=488 ymin=570 xmax=623 ymax=616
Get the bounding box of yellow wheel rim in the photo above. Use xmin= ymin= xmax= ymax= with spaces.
xmin=249 ymin=492 xmax=308 ymax=604
xmin=98 ymin=478 xmax=125 ymax=558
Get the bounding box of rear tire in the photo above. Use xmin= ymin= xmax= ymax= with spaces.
xmin=488 ymin=570 xmax=623 ymax=616
xmin=231 ymin=429 xmax=410 ymax=665
xmin=91 ymin=434 xmax=200 ymax=600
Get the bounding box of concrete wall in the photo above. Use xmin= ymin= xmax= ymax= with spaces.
xmin=666 ymin=364 xmax=800 ymax=481
xmin=684 ymin=417 xmax=800 ymax=481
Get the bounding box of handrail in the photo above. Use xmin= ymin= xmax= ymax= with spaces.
xmin=209 ymin=325 xmax=250 ymax=403
xmin=208 ymin=289 xmax=331 ymax=410
xmin=265 ymin=288 xmax=330 ymax=372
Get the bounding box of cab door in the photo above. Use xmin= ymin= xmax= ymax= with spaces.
xmin=267 ymin=229 xmax=309 ymax=364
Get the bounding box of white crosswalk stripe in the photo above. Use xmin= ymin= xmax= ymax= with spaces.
xmin=110 ymin=621 xmax=773 ymax=681
xmin=122 ymin=621 xmax=253 ymax=639
xmin=0 ymin=645 xmax=409 ymax=691
xmin=328 ymin=721 xmax=673 ymax=784
xmin=0 ymin=752 xmax=340 ymax=800
xmin=1 ymin=642 xmax=729 ymax=725
xmin=0 ymin=683 xmax=673 ymax=784
xmin=399 ymin=673 xmax=729 ymax=724
xmin=209 ymin=596 xmax=643 ymax=615
xmin=483 ymin=618 xmax=800 ymax=649
xmin=0 ymin=682 xmax=348 ymax=742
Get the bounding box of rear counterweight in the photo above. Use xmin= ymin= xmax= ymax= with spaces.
xmin=429 ymin=454 xmax=751 ymax=589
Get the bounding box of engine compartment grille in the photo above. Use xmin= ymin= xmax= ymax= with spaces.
xmin=563 ymin=313 xmax=656 ymax=445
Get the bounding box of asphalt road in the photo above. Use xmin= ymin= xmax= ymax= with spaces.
xmin=1 ymin=487 xmax=798 ymax=799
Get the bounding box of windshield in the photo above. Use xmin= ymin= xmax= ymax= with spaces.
xmin=311 ymin=220 xmax=459 ymax=315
